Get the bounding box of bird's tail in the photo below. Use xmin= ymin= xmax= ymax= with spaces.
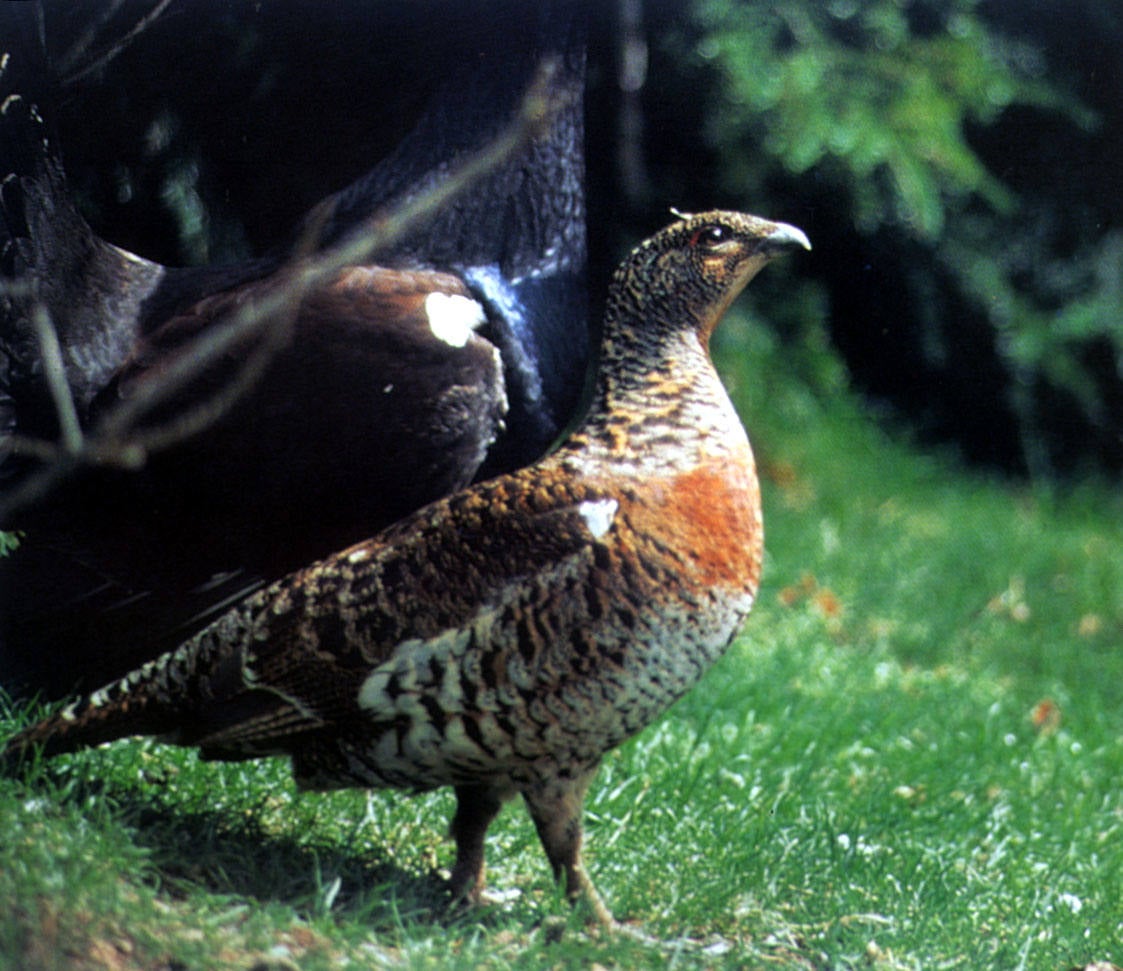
xmin=2 ymin=650 xmax=192 ymax=769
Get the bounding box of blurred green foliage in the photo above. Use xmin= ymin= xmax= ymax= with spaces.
xmin=695 ymin=0 xmax=1090 ymax=236
xmin=656 ymin=0 xmax=1120 ymax=478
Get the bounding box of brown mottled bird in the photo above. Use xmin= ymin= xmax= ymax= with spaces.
xmin=3 ymin=210 xmax=810 ymax=925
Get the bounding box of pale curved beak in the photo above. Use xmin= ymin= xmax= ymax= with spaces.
xmin=761 ymin=221 xmax=812 ymax=256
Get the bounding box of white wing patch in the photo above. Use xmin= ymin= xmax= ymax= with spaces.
xmin=424 ymin=292 xmax=487 ymax=348
xmin=577 ymin=498 xmax=618 ymax=539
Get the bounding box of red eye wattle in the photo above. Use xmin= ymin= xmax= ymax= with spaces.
xmin=689 ymin=225 xmax=729 ymax=247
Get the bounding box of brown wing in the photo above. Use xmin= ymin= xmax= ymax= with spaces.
xmin=1 ymin=265 xmax=509 ymax=698
xmin=182 ymin=473 xmax=606 ymax=749
xmin=105 ymin=265 xmax=507 ymax=550
xmin=2 ymin=471 xmax=613 ymax=769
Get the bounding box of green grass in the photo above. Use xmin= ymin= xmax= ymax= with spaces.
xmin=3 ymin=308 xmax=1122 ymax=969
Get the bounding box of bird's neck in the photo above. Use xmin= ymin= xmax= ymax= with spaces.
xmin=554 ymin=321 xmax=751 ymax=480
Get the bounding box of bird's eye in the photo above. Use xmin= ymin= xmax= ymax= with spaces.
xmin=689 ymin=224 xmax=730 ymax=248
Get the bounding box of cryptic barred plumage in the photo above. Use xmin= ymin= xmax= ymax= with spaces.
xmin=4 ymin=210 xmax=810 ymax=926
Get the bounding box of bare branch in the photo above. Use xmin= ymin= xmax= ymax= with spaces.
xmin=2 ymin=431 xmax=141 ymax=470
xmin=0 ymin=57 xmax=569 ymax=526
xmin=0 ymin=277 xmax=33 ymax=300
xmin=94 ymin=55 xmax=563 ymax=446
xmin=108 ymin=184 xmax=334 ymax=459
xmin=57 ymin=0 xmax=129 ymax=76
xmin=29 ymin=303 xmax=82 ymax=453
xmin=61 ymin=0 xmax=178 ymax=87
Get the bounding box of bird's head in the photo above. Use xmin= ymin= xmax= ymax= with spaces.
xmin=611 ymin=209 xmax=811 ymax=344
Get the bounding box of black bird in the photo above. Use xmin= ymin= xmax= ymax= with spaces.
xmin=0 ymin=1 xmax=588 ymax=697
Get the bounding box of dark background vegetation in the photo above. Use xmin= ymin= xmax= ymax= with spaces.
xmin=17 ymin=0 xmax=1123 ymax=481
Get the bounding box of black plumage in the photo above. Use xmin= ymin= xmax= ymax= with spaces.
xmin=0 ymin=1 xmax=588 ymax=696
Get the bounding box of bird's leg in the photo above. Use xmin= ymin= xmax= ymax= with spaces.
xmin=447 ymin=782 xmax=509 ymax=904
xmin=521 ymin=763 xmax=617 ymax=930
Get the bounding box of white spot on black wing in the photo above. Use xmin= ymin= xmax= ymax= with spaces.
xmin=424 ymin=292 xmax=487 ymax=348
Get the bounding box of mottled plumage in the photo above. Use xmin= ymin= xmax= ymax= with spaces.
xmin=4 ymin=210 xmax=809 ymax=925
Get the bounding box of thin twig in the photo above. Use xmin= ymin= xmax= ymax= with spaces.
xmin=0 ymin=277 xmax=34 ymax=300
xmin=0 ymin=58 xmax=567 ymax=525
xmin=118 ymin=178 xmax=335 ymax=457
xmin=94 ymin=55 xmax=562 ymax=447
xmin=29 ymin=304 xmax=82 ymax=453
xmin=2 ymin=432 xmax=141 ymax=469
xmin=62 ymin=0 xmax=177 ymax=87
xmin=56 ymin=0 xmax=129 ymax=76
